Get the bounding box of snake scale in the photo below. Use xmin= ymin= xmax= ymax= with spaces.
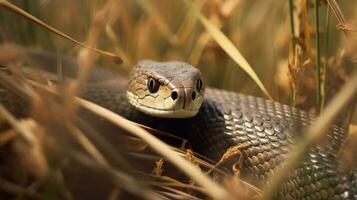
xmin=0 ymin=48 xmax=356 ymax=200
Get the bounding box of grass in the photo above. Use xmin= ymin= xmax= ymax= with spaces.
xmin=0 ymin=0 xmax=356 ymax=200
xmin=315 ymin=0 xmax=321 ymax=114
xmin=1 ymin=0 xmax=354 ymax=106
xmin=185 ymin=0 xmax=272 ymax=99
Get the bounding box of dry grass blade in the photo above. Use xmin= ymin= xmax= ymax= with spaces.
xmin=152 ymin=159 xmax=164 ymax=176
xmin=149 ymin=180 xmax=205 ymax=193
xmin=339 ymin=125 xmax=357 ymax=171
xmin=0 ymin=129 xmax=17 ymax=146
xmin=223 ymin=175 xmax=262 ymax=200
xmin=0 ymin=178 xmax=41 ymax=200
xmin=74 ymin=0 xmax=119 ymax=96
xmin=0 ymin=68 xmax=35 ymax=101
xmin=207 ymin=143 xmax=249 ymax=175
xmin=262 ymin=71 xmax=357 ymax=200
xmin=336 ymin=23 xmax=356 ymax=32
xmin=0 ymin=0 xmax=122 ymax=64
xmin=185 ymin=149 xmax=200 ymax=167
xmin=315 ymin=0 xmax=322 ymax=113
xmin=74 ymin=116 xmax=136 ymax=171
xmin=67 ymin=124 xmax=110 ymax=167
xmin=78 ymin=98 xmax=233 ymax=200
xmin=288 ymin=44 xmax=305 ymax=106
xmin=185 ymin=0 xmax=272 ymax=100
xmin=326 ymin=0 xmax=351 ymax=37
xmin=301 ymin=0 xmax=314 ymax=60
xmin=0 ymin=104 xmax=36 ymax=145
xmin=134 ymin=122 xmax=189 ymax=149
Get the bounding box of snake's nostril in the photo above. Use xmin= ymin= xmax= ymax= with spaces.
xmin=171 ymin=91 xmax=178 ymax=100
xmin=192 ymin=91 xmax=196 ymax=100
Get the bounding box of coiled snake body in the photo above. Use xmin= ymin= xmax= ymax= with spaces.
xmin=1 ymin=50 xmax=356 ymax=199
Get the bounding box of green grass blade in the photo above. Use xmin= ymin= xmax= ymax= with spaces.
xmin=289 ymin=0 xmax=295 ymax=37
xmin=185 ymin=0 xmax=272 ymax=100
xmin=315 ymin=0 xmax=321 ymax=114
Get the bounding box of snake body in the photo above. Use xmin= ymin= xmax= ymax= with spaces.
xmin=83 ymin=59 xmax=356 ymax=200
xmin=1 ymin=49 xmax=357 ymax=199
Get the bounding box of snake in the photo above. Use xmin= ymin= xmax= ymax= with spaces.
xmin=0 ymin=48 xmax=356 ymax=200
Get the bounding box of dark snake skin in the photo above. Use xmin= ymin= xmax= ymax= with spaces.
xmin=193 ymin=89 xmax=354 ymax=200
xmin=0 ymin=51 xmax=356 ymax=199
xmin=83 ymin=79 xmax=357 ymax=200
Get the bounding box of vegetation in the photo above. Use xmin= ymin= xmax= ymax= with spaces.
xmin=0 ymin=0 xmax=356 ymax=199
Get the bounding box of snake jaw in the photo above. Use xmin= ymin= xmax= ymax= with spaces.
xmin=126 ymin=91 xmax=201 ymax=118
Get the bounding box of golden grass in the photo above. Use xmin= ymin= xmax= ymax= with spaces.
xmin=0 ymin=0 xmax=356 ymax=200
xmin=185 ymin=0 xmax=272 ymax=99
xmin=0 ymin=0 xmax=121 ymax=64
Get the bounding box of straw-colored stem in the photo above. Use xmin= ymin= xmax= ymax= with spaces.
xmin=326 ymin=0 xmax=351 ymax=37
xmin=321 ymin=5 xmax=330 ymax=111
xmin=289 ymin=0 xmax=296 ymax=59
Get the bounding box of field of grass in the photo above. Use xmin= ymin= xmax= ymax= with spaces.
xmin=0 ymin=0 xmax=354 ymax=107
xmin=0 ymin=0 xmax=356 ymax=199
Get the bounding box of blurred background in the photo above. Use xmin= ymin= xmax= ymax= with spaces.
xmin=0 ymin=0 xmax=356 ymax=113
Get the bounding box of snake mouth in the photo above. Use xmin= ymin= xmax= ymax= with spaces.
xmin=126 ymin=60 xmax=204 ymax=118
xmin=127 ymin=91 xmax=200 ymax=118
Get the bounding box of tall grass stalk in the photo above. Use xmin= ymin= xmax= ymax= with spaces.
xmin=289 ymin=0 xmax=295 ymax=57
xmin=185 ymin=0 xmax=272 ymax=100
xmin=321 ymin=6 xmax=330 ymax=111
xmin=288 ymin=0 xmax=295 ymax=37
xmin=315 ymin=0 xmax=322 ymax=114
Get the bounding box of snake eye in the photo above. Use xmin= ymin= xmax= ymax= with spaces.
xmin=196 ymin=79 xmax=203 ymax=91
xmin=147 ymin=78 xmax=160 ymax=93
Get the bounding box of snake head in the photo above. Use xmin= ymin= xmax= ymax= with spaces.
xmin=127 ymin=60 xmax=204 ymax=118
